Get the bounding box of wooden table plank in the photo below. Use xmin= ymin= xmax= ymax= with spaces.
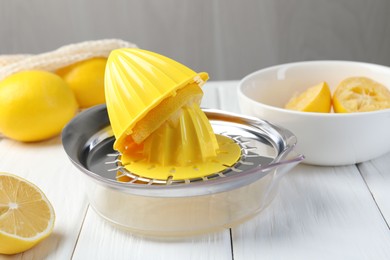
xmin=358 ymin=152 xmax=390 ymax=229
xmin=202 ymin=81 xmax=240 ymax=113
xmin=72 ymin=207 xmax=233 ymax=260
xmin=0 ymin=137 xmax=88 ymax=260
xmin=231 ymin=164 xmax=390 ymax=259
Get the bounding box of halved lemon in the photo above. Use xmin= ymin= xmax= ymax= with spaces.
xmin=333 ymin=77 xmax=390 ymax=113
xmin=0 ymin=173 xmax=55 ymax=255
xmin=285 ymin=82 xmax=331 ymax=113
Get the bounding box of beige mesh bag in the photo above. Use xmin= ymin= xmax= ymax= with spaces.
xmin=0 ymin=39 xmax=138 ymax=81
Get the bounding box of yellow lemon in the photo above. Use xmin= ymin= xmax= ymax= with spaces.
xmin=285 ymin=82 xmax=332 ymax=113
xmin=333 ymin=77 xmax=390 ymax=113
xmin=57 ymin=57 xmax=107 ymax=108
xmin=0 ymin=70 xmax=78 ymax=142
xmin=0 ymin=172 xmax=55 ymax=255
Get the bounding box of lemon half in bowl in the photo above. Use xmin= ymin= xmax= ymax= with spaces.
xmin=238 ymin=61 xmax=390 ymax=166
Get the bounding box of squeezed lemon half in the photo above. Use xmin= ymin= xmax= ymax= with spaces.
xmin=0 ymin=173 xmax=55 ymax=255
xmin=285 ymin=82 xmax=332 ymax=113
xmin=333 ymin=77 xmax=390 ymax=113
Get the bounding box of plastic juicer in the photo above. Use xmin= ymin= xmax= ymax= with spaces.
xmin=62 ymin=48 xmax=304 ymax=237
xmin=104 ymin=49 xmax=242 ymax=182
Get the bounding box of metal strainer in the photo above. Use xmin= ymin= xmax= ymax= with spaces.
xmin=62 ymin=105 xmax=303 ymax=237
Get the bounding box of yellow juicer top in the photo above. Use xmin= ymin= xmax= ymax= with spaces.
xmin=104 ymin=48 xmax=241 ymax=181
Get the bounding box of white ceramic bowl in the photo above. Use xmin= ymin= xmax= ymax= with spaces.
xmin=238 ymin=61 xmax=390 ymax=166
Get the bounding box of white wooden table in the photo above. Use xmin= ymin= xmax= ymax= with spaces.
xmin=1 ymin=81 xmax=390 ymax=260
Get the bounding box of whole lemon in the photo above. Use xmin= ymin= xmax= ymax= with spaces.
xmin=56 ymin=57 xmax=107 ymax=108
xmin=0 ymin=70 xmax=78 ymax=142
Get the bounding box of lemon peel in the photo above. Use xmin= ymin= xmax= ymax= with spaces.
xmin=285 ymin=82 xmax=332 ymax=113
xmin=57 ymin=57 xmax=107 ymax=108
xmin=0 ymin=70 xmax=78 ymax=142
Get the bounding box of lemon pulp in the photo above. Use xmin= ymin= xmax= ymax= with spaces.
xmin=0 ymin=173 xmax=55 ymax=255
xmin=333 ymin=77 xmax=390 ymax=113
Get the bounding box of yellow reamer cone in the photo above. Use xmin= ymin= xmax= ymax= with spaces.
xmin=120 ymin=103 xmax=241 ymax=180
xmin=105 ymin=48 xmax=208 ymax=150
xmin=105 ymin=48 xmax=241 ymax=180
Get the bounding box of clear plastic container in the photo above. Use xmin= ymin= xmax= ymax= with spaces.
xmin=62 ymin=105 xmax=303 ymax=237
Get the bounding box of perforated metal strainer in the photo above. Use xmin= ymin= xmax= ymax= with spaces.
xmin=62 ymin=105 xmax=303 ymax=237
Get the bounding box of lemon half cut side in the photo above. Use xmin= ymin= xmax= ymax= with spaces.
xmin=0 ymin=173 xmax=55 ymax=255
xmin=333 ymin=77 xmax=390 ymax=113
